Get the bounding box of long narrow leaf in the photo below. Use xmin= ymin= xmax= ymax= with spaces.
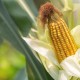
xmin=13 ymin=67 xmax=28 ymax=80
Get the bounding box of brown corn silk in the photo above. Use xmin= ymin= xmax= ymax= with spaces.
xmin=39 ymin=2 xmax=77 ymax=63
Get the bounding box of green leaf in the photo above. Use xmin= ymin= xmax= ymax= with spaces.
xmin=50 ymin=0 xmax=63 ymax=10
xmin=61 ymin=0 xmax=75 ymax=29
xmin=3 ymin=0 xmax=33 ymax=36
xmin=13 ymin=68 xmax=28 ymax=80
xmin=73 ymin=3 xmax=80 ymax=25
xmin=0 ymin=1 xmax=54 ymax=80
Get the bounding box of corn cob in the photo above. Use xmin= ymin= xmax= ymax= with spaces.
xmin=39 ymin=2 xmax=77 ymax=63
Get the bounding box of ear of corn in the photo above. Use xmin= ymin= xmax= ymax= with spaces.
xmin=39 ymin=2 xmax=77 ymax=63
xmin=48 ymin=17 xmax=77 ymax=63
